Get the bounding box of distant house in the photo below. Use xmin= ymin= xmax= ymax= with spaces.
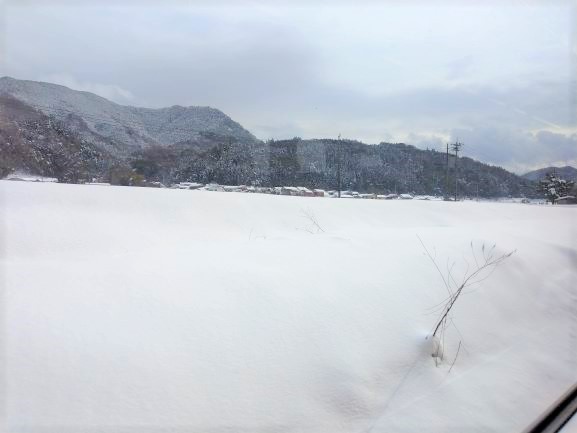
xmin=280 ymin=186 xmax=315 ymax=197
xmin=174 ymin=182 xmax=203 ymax=190
xmin=281 ymin=186 xmax=299 ymax=196
xmin=313 ymin=189 xmax=326 ymax=197
xmin=342 ymin=190 xmax=360 ymax=198
xmin=326 ymin=190 xmax=345 ymax=198
xmin=223 ymin=185 xmax=244 ymax=192
xmin=203 ymin=184 xmax=224 ymax=192
xmin=297 ymin=187 xmax=314 ymax=197
xmin=255 ymin=186 xmax=274 ymax=194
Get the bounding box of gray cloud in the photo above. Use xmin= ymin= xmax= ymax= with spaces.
xmin=1 ymin=1 xmax=575 ymax=172
xmin=450 ymin=127 xmax=577 ymax=173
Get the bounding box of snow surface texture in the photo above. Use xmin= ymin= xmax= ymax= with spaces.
xmin=1 ymin=181 xmax=576 ymax=433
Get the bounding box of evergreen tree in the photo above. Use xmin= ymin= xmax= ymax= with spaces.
xmin=537 ymin=172 xmax=575 ymax=204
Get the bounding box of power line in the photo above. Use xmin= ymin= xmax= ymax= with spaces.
xmin=445 ymin=142 xmax=449 ymax=199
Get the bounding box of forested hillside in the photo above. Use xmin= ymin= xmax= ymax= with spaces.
xmin=1 ymin=77 xmax=537 ymax=197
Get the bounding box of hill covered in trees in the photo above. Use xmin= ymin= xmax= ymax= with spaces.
xmin=265 ymin=138 xmax=535 ymax=198
xmin=0 ymin=77 xmax=537 ymax=197
xmin=126 ymin=137 xmax=536 ymax=198
xmin=0 ymin=95 xmax=113 ymax=182
xmin=522 ymin=166 xmax=577 ymax=182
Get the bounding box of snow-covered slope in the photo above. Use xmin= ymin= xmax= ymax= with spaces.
xmin=2 ymin=181 xmax=576 ymax=432
xmin=523 ymin=166 xmax=577 ymax=182
xmin=0 ymin=76 xmax=258 ymax=150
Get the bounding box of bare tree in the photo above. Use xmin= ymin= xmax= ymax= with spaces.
xmin=418 ymin=236 xmax=515 ymax=367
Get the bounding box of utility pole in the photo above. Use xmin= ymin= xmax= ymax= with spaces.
xmin=337 ymin=133 xmax=342 ymax=198
xmin=451 ymin=140 xmax=464 ymax=202
xmin=445 ymin=143 xmax=449 ymax=199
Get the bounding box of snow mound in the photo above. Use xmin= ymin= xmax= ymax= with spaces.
xmin=2 ymin=181 xmax=576 ymax=432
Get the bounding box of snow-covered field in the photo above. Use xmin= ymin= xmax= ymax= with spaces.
xmin=2 ymin=181 xmax=576 ymax=433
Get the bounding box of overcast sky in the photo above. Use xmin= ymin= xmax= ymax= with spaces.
xmin=1 ymin=0 xmax=575 ymax=173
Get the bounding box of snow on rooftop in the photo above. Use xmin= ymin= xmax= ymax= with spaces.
xmin=1 ymin=181 xmax=576 ymax=433
xmin=178 ymin=182 xmax=203 ymax=188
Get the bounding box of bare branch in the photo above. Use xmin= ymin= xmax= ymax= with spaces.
xmin=428 ymin=243 xmax=515 ymax=339
xmin=417 ymin=235 xmax=451 ymax=297
xmin=471 ymin=241 xmax=480 ymax=269
xmin=449 ymin=341 xmax=462 ymax=373
xmin=300 ymin=208 xmax=325 ymax=234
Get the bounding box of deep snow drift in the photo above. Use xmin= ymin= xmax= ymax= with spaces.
xmin=2 ymin=181 xmax=576 ymax=433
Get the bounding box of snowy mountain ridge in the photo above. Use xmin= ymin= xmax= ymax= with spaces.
xmin=522 ymin=165 xmax=577 ymax=182
xmin=0 ymin=76 xmax=258 ymax=150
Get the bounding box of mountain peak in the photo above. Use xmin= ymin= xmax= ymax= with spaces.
xmin=0 ymin=76 xmax=258 ymax=149
xmin=522 ymin=166 xmax=577 ymax=181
